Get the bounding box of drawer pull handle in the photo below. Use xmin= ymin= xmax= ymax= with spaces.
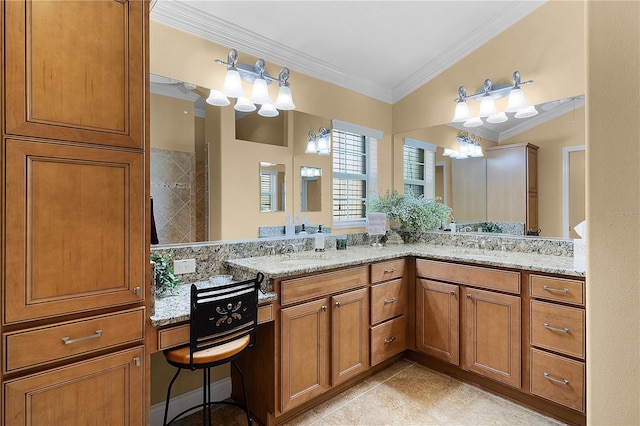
xmin=384 ymin=336 xmax=397 ymax=344
xmin=62 ymin=330 xmax=102 ymax=345
xmin=543 ymin=323 xmax=570 ymax=334
xmin=384 ymin=297 xmax=397 ymax=304
xmin=544 ymin=372 xmax=570 ymax=385
xmin=543 ymin=285 xmax=569 ymax=294
xmin=383 ymin=268 xmax=396 ymax=273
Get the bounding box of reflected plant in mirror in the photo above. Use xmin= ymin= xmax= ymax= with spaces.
xmin=300 ymin=166 xmax=322 ymax=212
xmin=260 ymin=162 xmax=286 ymax=212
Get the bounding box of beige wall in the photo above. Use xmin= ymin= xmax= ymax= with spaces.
xmin=150 ymin=93 xmax=195 ymax=152
xmin=587 ymin=2 xmax=640 ymax=424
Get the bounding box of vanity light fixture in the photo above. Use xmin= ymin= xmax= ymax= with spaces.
xmin=443 ymin=132 xmax=483 ymax=159
xmin=305 ymin=127 xmax=332 ymax=155
xmin=301 ymin=167 xmax=322 ymax=177
xmin=452 ymin=71 xmax=537 ymax=127
xmin=206 ymin=48 xmax=295 ymax=116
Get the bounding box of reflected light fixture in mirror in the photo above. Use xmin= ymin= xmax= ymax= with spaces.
xmin=305 ymin=127 xmax=331 ymax=155
xmin=452 ymin=71 xmax=537 ymax=128
xmin=206 ymin=48 xmax=295 ymax=117
xmin=300 ymin=166 xmax=322 ymax=212
xmin=443 ymin=132 xmax=483 ymax=159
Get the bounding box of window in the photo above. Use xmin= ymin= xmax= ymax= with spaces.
xmin=404 ymin=138 xmax=436 ymax=199
xmin=331 ymin=120 xmax=382 ymax=228
xmin=260 ymin=171 xmax=277 ymax=212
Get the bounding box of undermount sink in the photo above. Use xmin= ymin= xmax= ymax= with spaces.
xmin=278 ymin=253 xmax=330 ymax=266
xmin=449 ymin=248 xmax=508 ymax=257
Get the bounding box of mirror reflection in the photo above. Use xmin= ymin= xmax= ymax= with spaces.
xmin=300 ymin=167 xmax=322 ymax=212
xmin=260 ymin=162 xmax=286 ymax=212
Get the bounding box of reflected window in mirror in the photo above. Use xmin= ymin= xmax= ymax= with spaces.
xmin=301 ymin=167 xmax=322 ymax=212
xmin=260 ymin=162 xmax=286 ymax=212
xmin=403 ymin=138 xmax=437 ymax=198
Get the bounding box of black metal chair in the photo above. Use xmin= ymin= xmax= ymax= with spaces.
xmin=162 ymin=272 xmax=264 ymax=426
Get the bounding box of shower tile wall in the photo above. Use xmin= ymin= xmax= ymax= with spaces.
xmin=151 ymin=148 xmax=208 ymax=244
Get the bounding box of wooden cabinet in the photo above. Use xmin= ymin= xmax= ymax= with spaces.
xmin=415 ymin=259 xmax=521 ymax=388
xmin=463 ymin=287 xmax=521 ymax=388
xmin=279 ymin=267 xmax=369 ymax=413
xmin=486 ymin=143 xmax=539 ymax=232
xmin=1 ymin=1 xmax=148 ymax=424
xmin=529 ymin=274 xmax=586 ymax=412
xmin=4 ymin=347 xmax=145 ymax=425
xmin=416 ymin=279 xmax=459 ymax=365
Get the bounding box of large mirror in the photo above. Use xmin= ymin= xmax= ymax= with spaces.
xmin=260 ymin=162 xmax=286 ymax=212
xmin=396 ymin=95 xmax=586 ymax=239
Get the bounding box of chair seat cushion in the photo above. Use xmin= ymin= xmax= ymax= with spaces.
xmin=163 ymin=334 xmax=251 ymax=366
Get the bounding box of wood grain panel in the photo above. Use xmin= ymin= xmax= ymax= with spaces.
xmin=370 ymin=316 xmax=406 ymax=366
xmin=416 ymin=259 xmax=520 ymax=293
xmin=416 ymin=279 xmax=459 ymax=365
xmin=370 ymin=279 xmax=405 ymax=325
xmin=280 ymin=266 xmax=367 ymax=306
xmin=370 ymin=259 xmax=405 ymax=283
xmin=4 ymin=307 xmax=144 ymax=373
xmin=4 ymin=140 xmax=144 ymax=323
xmin=531 ymin=301 xmax=585 ymax=359
xmin=530 ymin=275 xmax=585 ymax=306
xmin=331 ymin=288 xmax=369 ymax=386
xmin=531 ymin=349 xmax=585 ymax=412
xmin=4 ymin=0 xmax=144 ymax=148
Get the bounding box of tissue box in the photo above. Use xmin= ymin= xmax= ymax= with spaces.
xmin=574 ymin=239 xmax=586 ymax=263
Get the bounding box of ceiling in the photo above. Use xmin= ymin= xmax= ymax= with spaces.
xmin=150 ymin=1 xmax=584 ymax=142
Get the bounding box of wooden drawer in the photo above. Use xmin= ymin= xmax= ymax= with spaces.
xmin=4 ymin=307 xmax=144 ymax=373
xmin=371 ymin=279 xmax=405 ymax=325
xmin=530 ymin=275 xmax=585 ymax=306
xmin=416 ymin=259 xmax=520 ymax=294
xmin=531 ymin=349 xmax=585 ymax=412
xmin=280 ymin=266 xmax=367 ymax=306
xmin=157 ymin=304 xmax=274 ymax=351
xmin=370 ymin=259 xmax=405 ymax=283
xmin=531 ymin=301 xmax=585 ymax=359
xmin=370 ymin=315 xmax=406 ymax=366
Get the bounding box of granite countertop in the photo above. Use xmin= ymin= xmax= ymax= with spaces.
xmin=150 ymin=281 xmax=277 ymax=328
xmin=226 ymin=243 xmax=585 ymax=286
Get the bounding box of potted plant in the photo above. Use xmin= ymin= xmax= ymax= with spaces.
xmin=151 ymin=251 xmax=181 ymax=296
xmin=368 ymin=190 xmax=453 ymax=232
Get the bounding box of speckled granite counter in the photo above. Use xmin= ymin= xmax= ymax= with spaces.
xmin=226 ymin=243 xmax=585 ymax=291
xmin=149 ymin=281 xmax=277 ymax=328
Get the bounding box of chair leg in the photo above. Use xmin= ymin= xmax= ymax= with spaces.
xmin=163 ymin=368 xmax=182 ymax=426
xmin=232 ymin=361 xmax=252 ymax=425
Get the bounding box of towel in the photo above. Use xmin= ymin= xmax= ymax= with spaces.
xmin=367 ymin=213 xmax=387 ymax=236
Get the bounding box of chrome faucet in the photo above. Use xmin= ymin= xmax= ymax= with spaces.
xmin=259 ymin=244 xmax=276 ymax=255
xmin=281 ymin=243 xmax=296 ymax=254
xmin=461 ymin=226 xmax=473 ymax=232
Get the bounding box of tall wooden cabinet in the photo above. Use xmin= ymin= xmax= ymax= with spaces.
xmin=486 ymin=143 xmax=539 ymax=233
xmin=1 ymin=1 xmax=148 ymax=424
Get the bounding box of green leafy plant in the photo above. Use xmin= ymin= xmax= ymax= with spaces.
xmin=151 ymin=252 xmax=181 ymax=296
xmin=482 ymin=222 xmax=503 ymax=233
xmin=367 ymin=190 xmax=453 ymax=232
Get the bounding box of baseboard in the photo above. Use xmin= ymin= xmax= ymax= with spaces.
xmin=149 ymin=377 xmax=232 ymax=426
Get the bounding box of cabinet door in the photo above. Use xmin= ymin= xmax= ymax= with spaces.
xmin=281 ymin=299 xmax=330 ymax=413
xmin=4 ymin=346 xmax=144 ymax=425
xmin=464 ymin=288 xmax=521 ymax=388
xmin=416 ymin=279 xmax=459 ymax=365
xmin=4 ymin=140 xmax=144 ymax=324
xmin=332 ymin=288 xmax=369 ymax=386
xmin=4 ymin=0 xmax=144 ymax=149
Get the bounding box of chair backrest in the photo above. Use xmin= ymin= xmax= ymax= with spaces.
xmin=188 ymin=272 xmax=264 ymax=368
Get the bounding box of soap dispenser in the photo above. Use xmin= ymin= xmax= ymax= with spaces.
xmin=315 ymin=225 xmax=325 ymax=252
xmin=298 ymin=224 xmax=308 ymax=235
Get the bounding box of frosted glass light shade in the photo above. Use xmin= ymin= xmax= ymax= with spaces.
xmin=274 ymin=85 xmax=295 ymax=110
xmin=317 ymin=135 xmax=330 ymax=155
xmin=221 ymin=68 xmax=244 ymax=98
xmin=305 ymin=138 xmax=317 ymax=154
xmin=250 ymin=78 xmax=271 ymax=105
xmin=234 ymin=97 xmax=256 ymax=112
xmin=470 ymin=145 xmax=484 ymax=157
xmin=506 ymin=88 xmax=528 ymax=112
xmin=452 ymin=101 xmax=471 ymax=122
xmin=442 ymin=148 xmax=456 ymax=157
xmin=514 ymin=105 xmax=539 ymax=118
xmin=487 ymin=112 xmax=508 ymax=123
xmin=478 ymin=95 xmax=497 ymax=117
xmin=205 ymin=89 xmax=230 ymax=106
xmin=258 ymin=103 xmax=279 ymax=117
xmin=463 ymin=117 xmax=483 ymax=128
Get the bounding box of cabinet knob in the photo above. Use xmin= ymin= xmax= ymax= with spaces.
xmin=133 ymin=287 xmax=141 ymax=297
xmin=321 ymin=305 xmax=327 ymax=312
xmin=466 ymin=294 xmax=472 ymax=299
xmin=450 ymin=291 xmax=456 ymax=296
xmin=335 ymin=302 xmax=341 ymax=307
xmin=133 ymin=357 xmax=141 ymax=367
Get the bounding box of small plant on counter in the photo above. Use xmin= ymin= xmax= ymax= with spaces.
xmin=368 ymin=190 xmax=453 ymax=232
xmin=482 ymin=222 xmax=503 ymax=233
xmin=151 ymin=251 xmax=181 ymax=296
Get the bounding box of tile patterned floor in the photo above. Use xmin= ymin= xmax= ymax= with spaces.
xmin=173 ymin=359 xmax=566 ymax=426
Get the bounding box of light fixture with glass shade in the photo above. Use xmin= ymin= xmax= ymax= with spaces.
xmin=453 ymin=71 xmax=536 ymax=127
xmin=305 ymin=127 xmax=331 ymax=155
xmin=211 ymin=48 xmax=295 ymax=116
xmin=443 ymin=132 xmax=484 ymax=160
